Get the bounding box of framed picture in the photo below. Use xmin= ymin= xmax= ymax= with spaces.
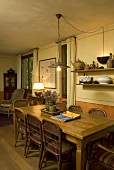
xmin=39 ymin=58 xmax=56 ymax=89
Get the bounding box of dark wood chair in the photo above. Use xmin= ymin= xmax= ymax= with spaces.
xmin=25 ymin=114 xmax=43 ymax=166
xmin=40 ymin=119 xmax=76 ymax=170
xmin=68 ymin=105 xmax=83 ymax=113
xmin=14 ymin=108 xmax=27 ymax=156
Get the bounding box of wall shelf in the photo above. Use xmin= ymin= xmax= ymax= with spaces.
xmin=76 ymin=84 xmax=114 ymax=86
xmin=71 ymin=68 xmax=114 ymax=73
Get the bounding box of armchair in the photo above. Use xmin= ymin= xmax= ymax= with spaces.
xmin=0 ymin=89 xmax=25 ymax=117
xmin=88 ymin=141 xmax=114 ymax=170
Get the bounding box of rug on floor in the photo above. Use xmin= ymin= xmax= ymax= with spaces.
xmin=0 ymin=114 xmax=13 ymax=127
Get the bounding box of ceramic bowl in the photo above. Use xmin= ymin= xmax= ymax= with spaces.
xmin=96 ymin=75 xmax=112 ymax=84
xmin=97 ymin=56 xmax=109 ymax=64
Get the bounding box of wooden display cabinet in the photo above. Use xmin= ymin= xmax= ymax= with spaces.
xmin=4 ymin=70 xmax=17 ymax=100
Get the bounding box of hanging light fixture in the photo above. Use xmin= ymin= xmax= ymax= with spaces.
xmin=48 ymin=14 xmax=70 ymax=71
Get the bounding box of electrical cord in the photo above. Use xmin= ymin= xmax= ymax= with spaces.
xmin=62 ymin=15 xmax=103 ymax=34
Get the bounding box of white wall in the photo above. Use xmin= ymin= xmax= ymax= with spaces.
xmin=0 ymin=55 xmax=17 ymax=90
xmin=76 ymin=25 xmax=114 ymax=106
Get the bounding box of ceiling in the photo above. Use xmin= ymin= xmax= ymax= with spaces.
xmin=0 ymin=0 xmax=114 ymax=56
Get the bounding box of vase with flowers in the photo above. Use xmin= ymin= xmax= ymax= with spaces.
xmin=43 ymin=90 xmax=58 ymax=112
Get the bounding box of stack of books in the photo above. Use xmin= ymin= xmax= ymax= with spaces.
xmin=51 ymin=111 xmax=81 ymax=122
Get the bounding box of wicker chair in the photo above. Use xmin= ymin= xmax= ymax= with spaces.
xmin=40 ymin=119 xmax=76 ymax=170
xmin=0 ymin=89 xmax=25 ymax=117
xmin=12 ymin=99 xmax=29 ymax=108
xmin=68 ymin=105 xmax=83 ymax=113
xmin=56 ymin=102 xmax=67 ymax=112
xmin=88 ymin=108 xmax=107 ymax=117
xmin=25 ymin=114 xmax=43 ymax=168
xmin=14 ymin=108 xmax=27 ymax=155
xmin=88 ymin=141 xmax=114 ymax=170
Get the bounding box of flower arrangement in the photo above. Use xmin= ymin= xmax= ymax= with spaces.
xmin=43 ymin=90 xmax=58 ymax=105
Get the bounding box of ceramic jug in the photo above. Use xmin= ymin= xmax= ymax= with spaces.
xmin=84 ymin=64 xmax=90 ymax=70
xmin=71 ymin=59 xmax=85 ymax=70
xmin=90 ymin=61 xmax=96 ymax=69
xmin=107 ymin=53 xmax=114 ymax=68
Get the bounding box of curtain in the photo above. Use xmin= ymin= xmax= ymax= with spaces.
xmin=67 ymin=37 xmax=76 ymax=107
xmin=16 ymin=54 xmax=21 ymax=88
xmin=32 ymin=49 xmax=39 ymax=94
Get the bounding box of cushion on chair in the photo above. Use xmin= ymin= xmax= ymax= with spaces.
xmin=28 ymin=123 xmax=42 ymax=143
xmin=30 ymin=132 xmax=41 ymax=142
xmin=91 ymin=146 xmax=114 ymax=168
xmin=18 ymin=119 xmax=26 ymax=134
xmin=47 ymin=139 xmax=76 ymax=155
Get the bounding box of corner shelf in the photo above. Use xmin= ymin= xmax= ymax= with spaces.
xmin=71 ymin=68 xmax=114 ymax=73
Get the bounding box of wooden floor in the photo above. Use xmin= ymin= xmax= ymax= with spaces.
xmin=0 ymin=125 xmax=76 ymax=170
xmin=0 ymin=125 xmax=105 ymax=170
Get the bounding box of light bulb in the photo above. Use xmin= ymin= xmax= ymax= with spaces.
xmin=57 ymin=66 xmax=61 ymax=71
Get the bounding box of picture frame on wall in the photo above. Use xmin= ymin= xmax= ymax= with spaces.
xmin=39 ymin=58 xmax=56 ymax=89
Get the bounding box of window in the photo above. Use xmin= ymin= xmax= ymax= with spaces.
xmin=21 ymin=54 xmax=33 ymax=92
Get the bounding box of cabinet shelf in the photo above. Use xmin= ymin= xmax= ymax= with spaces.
xmin=71 ymin=68 xmax=114 ymax=73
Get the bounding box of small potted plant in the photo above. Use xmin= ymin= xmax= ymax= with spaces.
xmin=43 ymin=90 xmax=58 ymax=111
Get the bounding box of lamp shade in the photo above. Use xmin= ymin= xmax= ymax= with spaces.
xmin=33 ymin=82 xmax=44 ymax=90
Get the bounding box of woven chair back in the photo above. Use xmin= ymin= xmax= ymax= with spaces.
xmin=56 ymin=102 xmax=67 ymax=112
xmin=42 ymin=119 xmax=62 ymax=155
xmin=68 ymin=105 xmax=83 ymax=113
xmin=13 ymin=99 xmax=29 ymax=108
xmin=11 ymin=89 xmax=25 ymax=101
xmin=88 ymin=108 xmax=107 ymax=117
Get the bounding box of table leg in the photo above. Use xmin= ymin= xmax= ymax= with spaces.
xmin=76 ymin=141 xmax=87 ymax=170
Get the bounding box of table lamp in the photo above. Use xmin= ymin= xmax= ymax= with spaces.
xmin=33 ymin=82 xmax=44 ymax=97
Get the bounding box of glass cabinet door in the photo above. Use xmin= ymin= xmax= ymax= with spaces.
xmin=5 ymin=76 xmax=9 ymax=88
xmin=10 ymin=76 xmax=15 ymax=88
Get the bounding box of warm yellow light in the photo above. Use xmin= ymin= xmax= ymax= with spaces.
xmin=57 ymin=66 xmax=61 ymax=71
xmin=33 ymin=82 xmax=44 ymax=90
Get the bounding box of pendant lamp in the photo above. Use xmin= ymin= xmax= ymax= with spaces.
xmin=48 ymin=14 xmax=70 ymax=71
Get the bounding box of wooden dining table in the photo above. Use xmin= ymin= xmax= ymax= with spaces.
xmin=14 ymin=105 xmax=114 ymax=170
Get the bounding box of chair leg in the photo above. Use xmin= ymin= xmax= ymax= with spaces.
xmin=24 ymin=134 xmax=28 ymax=156
xmin=8 ymin=108 xmax=10 ymax=118
xmin=38 ymin=143 xmax=44 ymax=169
xmin=86 ymin=159 xmax=90 ymax=170
xmin=39 ymin=150 xmax=46 ymax=170
xmin=15 ymin=131 xmax=19 ymax=147
xmin=58 ymin=156 xmax=62 ymax=170
xmin=25 ymin=137 xmax=30 ymax=157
